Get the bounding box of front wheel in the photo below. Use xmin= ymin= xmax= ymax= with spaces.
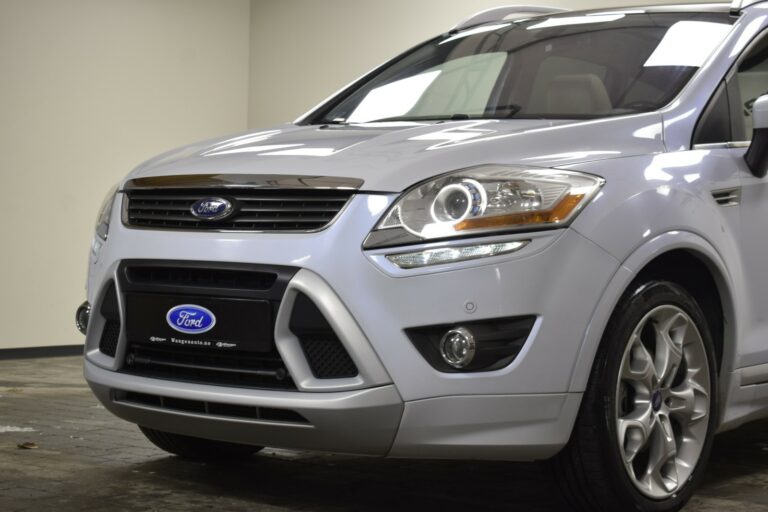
xmin=139 ymin=426 xmax=263 ymax=462
xmin=554 ymin=280 xmax=718 ymax=512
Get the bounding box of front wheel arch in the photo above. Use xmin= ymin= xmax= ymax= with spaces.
xmin=569 ymin=232 xmax=736 ymax=408
xmin=554 ymin=279 xmax=719 ymax=511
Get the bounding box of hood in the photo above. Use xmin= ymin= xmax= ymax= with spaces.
xmin=128 ymin=113 xmax=665 ymax=192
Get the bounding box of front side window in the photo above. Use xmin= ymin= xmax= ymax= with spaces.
xmin=731 ymin=33 xmax=768 ymax=141
xmin=316 ymin=12 xmax=734 ymax=124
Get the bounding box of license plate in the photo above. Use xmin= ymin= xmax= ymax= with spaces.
xmin=124 ymin=293 xmax=272 ymax=352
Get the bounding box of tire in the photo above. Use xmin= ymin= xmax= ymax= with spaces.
xmin=553 ymin=280 xmax=719 ymax=512
xmin=139 ymin=426 xmax=263 ymax=462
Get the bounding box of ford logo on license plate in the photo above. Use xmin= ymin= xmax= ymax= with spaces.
xmin=166 ymin=304 xmax=216 ymax=334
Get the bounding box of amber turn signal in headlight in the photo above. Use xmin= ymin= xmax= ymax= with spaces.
xmin=363 ymin=165 xmax=603 ymax=249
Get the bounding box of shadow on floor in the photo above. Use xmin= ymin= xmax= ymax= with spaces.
xmin=100 ymin=452 xmax=570 ymax=512
xmin=96 ymin=420 xmax=768 ymax=512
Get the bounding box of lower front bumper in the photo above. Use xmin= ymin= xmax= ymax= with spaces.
xmin=86 ymin=360 xmax=404 ymax=456
xmin=86 ymin=360 xmax=581 ymax=460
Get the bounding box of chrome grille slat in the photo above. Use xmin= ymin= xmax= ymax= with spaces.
xmin=232 ymin=216 xmax=334 ymax=223
xmin=124 ymin=187 xmax=355 ymax=232
xmin=239 ymin=205 xmax=342 ymax=213
xmin=230 ymin=196 xmax=351 ymax=203
xmin=128 ymin=203 xmax=191 ymax=211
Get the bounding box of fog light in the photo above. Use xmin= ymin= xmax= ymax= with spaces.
xmin=439 ymin=327 xmax=476 ymax=368
xmin=75 ymin=301 xmax=91 ymax=335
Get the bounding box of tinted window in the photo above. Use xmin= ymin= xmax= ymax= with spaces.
xmin=317 ymin=12 xmax=734 ymax=124
xmin=732 ymin=34 xmax=768 ymax=140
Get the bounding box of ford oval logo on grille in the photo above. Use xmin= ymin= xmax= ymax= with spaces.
xmin=190 ymin=197 xmax=233 ymax=221
xmin=166 ymin=305 xmax=216 ymax=334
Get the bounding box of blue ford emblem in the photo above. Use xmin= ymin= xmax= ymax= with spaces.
xmin=190 ymin=197 xmax=233 ymax=221
xmin=166 ymin=305 xmax=216 ymax=334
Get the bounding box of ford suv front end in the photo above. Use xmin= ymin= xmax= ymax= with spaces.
xmin=80 ymin=3 xmax=768 ymax=510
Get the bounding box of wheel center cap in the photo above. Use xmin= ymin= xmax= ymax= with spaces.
xmin=652 ymin=390 xmax=663 ymax=412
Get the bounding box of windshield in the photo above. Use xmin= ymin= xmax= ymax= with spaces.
xmin=313 ymin=12 xmax=734 ymax=124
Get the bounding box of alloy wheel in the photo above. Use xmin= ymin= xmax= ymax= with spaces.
xmin=615 ymin=305 xmax=711 ymax=499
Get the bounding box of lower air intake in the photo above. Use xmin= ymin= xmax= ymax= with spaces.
xmin=99 ymin=282 xmax=121 ymax=357
xmin=289 ymin=292 xmax=359 ymax=379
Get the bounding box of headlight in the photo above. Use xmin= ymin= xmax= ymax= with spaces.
xmin=95 ymin=185 xmax=118 ymax=241
xmin=93 ymin=185 xmax=118 ymax=248
xmin=363 ymin=165 xmax=604 ymax=249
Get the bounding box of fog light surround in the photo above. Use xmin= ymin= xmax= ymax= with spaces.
xmin=440 ymin=327 xmax=476 ymax=368
xmin=385 ymin=240 xmax=529 ymax=269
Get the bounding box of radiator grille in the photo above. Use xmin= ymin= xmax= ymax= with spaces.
xmin=124 ymin=266 xmax=277 ymax=291
xmin=122 ymin=343 xmax=295 ymax=390
xmin=124 ymin=188 xmax=354 ymax=231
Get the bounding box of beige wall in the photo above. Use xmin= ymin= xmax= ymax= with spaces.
xmin=248 ymin=0 xmax=709 ymax=127
xmin=0 ymin=0 xmax=250 ymax=349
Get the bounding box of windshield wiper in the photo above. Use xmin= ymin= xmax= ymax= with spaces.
xmin=361 ymin=114 xmax=465 ymax=123
xmin=483 ymin=103 xmax=523 ymax=119
xmin=319 ymin=118 xmax=349 ymax=125
xmin=363 ymin=107 xmax=523 ymax=124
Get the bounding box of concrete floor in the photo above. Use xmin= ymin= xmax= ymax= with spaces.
xmin=1 ymin=357 xmax=767 ymax=512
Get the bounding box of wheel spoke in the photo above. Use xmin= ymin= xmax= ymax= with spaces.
xmin=668 ymin=375 xmax=708 ymax=425
xmin=642 ymin=413 xmax=678 ymax=494
xmin=654 ymin=313 xmax=685 ymax=387
xmin=621 ymin=334 xmax=656 ymax=390
xmin=618 ymin=404 xmax=655 ymax=464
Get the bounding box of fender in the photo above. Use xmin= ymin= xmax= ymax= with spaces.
xmin=568 ymin=230 xmax=739 ymax=425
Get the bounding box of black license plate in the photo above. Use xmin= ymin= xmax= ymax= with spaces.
xmin=125 ymin=293 xmax=272 ymax=353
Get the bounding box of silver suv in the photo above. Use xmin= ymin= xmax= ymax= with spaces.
xmin=78 ymin=2 xmax=768 ymax=510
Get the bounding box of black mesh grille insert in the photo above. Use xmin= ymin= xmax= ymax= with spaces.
xmin=289 ymin=292 xmax=358 ymax=379
xmin=117 ymin=391 xmax=309 ymax=424
xmin=98 ymin=282 xmax=121 ymax=357
xmin=299 ymin=338 xmax=358 ymax=379
xmin=99 ymin=321 xmax=120 ymax=357
xmin=124 ymin=188 xmax=354 ymax=231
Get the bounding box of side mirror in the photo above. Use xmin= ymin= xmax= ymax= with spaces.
xmin=744 ymin=94 xmax=768 ymax=178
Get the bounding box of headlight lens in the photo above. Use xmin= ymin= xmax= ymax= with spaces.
xmin=364 ymin=165 xmax=603 ymax=248
xmin=95 ymin=186 xmax=118 ymax=241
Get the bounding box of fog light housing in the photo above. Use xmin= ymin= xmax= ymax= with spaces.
xmin=439 ymin=327 xmax=476 ymax=368
xmin=405 ymin=315 xmax=536 ymax=373
xmin=76 ymin=301 xmax=91 ymax=335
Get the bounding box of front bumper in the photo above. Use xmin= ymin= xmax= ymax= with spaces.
xmin=86 ymin=359 xmax=580 ymax=459
xmin=86 ymin=360 xmax=403 ymax=455
xmin=83 ymin=193 xmax=616 ymax=460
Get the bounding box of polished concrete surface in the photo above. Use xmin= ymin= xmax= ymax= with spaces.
xmin=1 ymin=356 xmax=767 ymax=511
